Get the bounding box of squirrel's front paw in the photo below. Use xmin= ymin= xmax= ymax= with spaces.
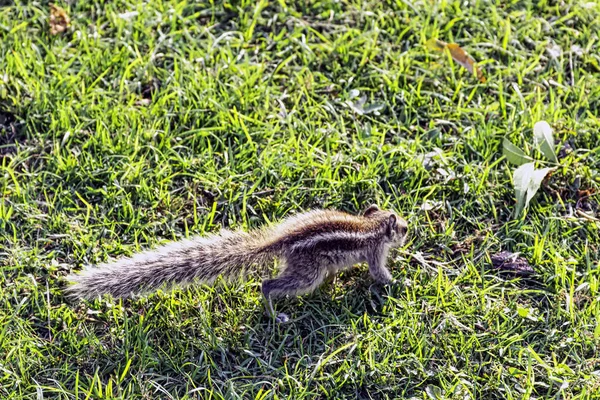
xmin=275 ymin=313 xmax=290 ymax=324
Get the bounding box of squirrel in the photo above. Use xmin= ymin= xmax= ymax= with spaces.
xmin=66 ymin=204 xmax=408 ymax=323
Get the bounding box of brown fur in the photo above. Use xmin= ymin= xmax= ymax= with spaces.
xmin=66 ymin=205 xmax=408 ymax=322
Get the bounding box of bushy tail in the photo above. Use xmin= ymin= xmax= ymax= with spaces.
xmin=66 ymin=229 xmax=278 ymax=299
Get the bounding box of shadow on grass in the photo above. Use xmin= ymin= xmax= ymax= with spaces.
xmin=50 ymin=271 xmax=412 ymax=398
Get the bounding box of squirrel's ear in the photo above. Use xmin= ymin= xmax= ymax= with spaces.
xmin=386 ymin=214 xmax=398 ymax=237
xmin=363 ymin=204 xmax=380 ymax=217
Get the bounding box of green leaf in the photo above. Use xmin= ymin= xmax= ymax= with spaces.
xmin=425 ymin=385 xmax=444 ymax=400
xmin=513 ymin=162 xmax=534 ymax=217
xmin=533 ymin=121 xmax=558 ymax=162
xmin=525 ymin=167 xmax=554 ymax=207
xmin=503 ymin=138 xmax=532 ymax=166
xmin=517 ymin=305 xmax=529 ymax=318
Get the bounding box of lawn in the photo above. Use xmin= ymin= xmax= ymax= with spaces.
xmin=2 ymin=0 xmax=600 ymax=398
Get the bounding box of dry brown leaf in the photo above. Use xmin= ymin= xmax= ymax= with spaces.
xmin=426 ymin=39 xmax=486 ymax=83
xmin=446 ymin=44 xmax=486 ymax=83
xmin=491 ymin=251 xmax=535 ymax=275
xmin=49 ymin=3 xmax=70 ymax=35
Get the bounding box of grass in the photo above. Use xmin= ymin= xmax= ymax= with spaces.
xmin=1 ymin=0 xmax=600 ymax=398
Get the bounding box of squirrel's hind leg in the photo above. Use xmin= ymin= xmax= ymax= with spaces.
xmin=261 ymin=258 xmax=327 ymax=323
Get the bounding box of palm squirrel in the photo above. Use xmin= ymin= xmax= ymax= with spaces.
xmin=67 ymin=205 xmax=408 ymax=323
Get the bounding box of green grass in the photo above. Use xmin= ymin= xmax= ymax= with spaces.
xmin=2 ymin=0 xmax=600 ymax=398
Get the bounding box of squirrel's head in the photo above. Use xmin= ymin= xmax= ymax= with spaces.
xmin=362 ymin=204 xmax=408 ymax=247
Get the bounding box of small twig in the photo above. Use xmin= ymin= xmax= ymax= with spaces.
xmin=398 ymin=250 xmax=450 ymax=272
xmin=576 ymin=209 xmax=600 ymax=222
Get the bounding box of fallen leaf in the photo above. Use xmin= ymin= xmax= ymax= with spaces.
xmin=426 ymin=39 xmax=486 ymax=83
xmin=49 ymin=3 xmax=70 ymax=35
xmin=446 ymin=44 xmax=486 ymax=83
xmin=425 ymin=38 xmax=447 ymax=52
xmin=491 ymin=251 xmax=535 ymax=275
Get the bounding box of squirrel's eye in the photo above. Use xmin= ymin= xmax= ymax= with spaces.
xmin=398 ymin=224 xmax=408 ymax=236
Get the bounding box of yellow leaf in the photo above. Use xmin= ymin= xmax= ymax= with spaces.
xmin=425 ymin=38 xmax=447 ymax=52
xmin=49 ymin=3 xmax=70 ymax=35
xmin=426 ymin=38 xmax=486 ymax=83
xmin=446 ymin=43 xmax=486 ymax=83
